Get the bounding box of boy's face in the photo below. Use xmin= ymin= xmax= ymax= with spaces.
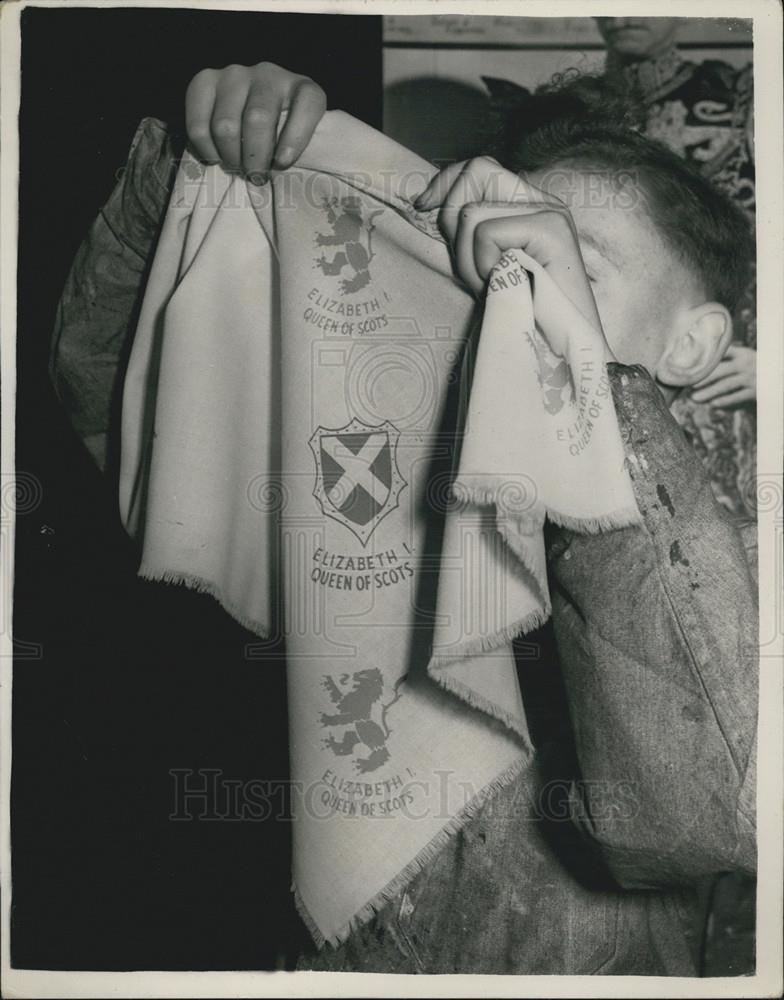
xmin=526 ymin=166 xmax=697 ymax=375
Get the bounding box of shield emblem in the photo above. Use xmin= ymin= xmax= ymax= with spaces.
xmin=309 ymin=418 xmax=407 ymax=546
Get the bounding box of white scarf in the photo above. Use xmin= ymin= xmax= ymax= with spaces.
xmin=119 ymin=111 xmax=639 ymax=947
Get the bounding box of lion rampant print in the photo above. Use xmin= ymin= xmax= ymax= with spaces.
xmin=319 ymin=668 xmax=403 ymax=774
xmin=313 ymin=195 xmax=383 ymax=295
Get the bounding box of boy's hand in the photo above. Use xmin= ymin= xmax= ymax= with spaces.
xmin=185 ymin=62 xmax=326 ymax=181
xmin=415 ymin=157 xmax=612 ymax=360
xmin=691 ymin=344 xmax=756 ymax=407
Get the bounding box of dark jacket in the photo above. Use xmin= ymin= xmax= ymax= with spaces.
xmin=50 ymin=118 xmax=758 ymax=976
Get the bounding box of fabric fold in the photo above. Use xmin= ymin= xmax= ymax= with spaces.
xmin=428 ymin=248 xmax=640 ymax=675
xmin=119 ymin=110 xmax=639 ymax=947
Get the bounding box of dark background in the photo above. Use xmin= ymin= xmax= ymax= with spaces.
xmin=13 ymin=6 xmax=381 ymax=971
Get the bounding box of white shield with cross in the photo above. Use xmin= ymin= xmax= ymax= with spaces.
xmin=308 ymin=418 xmax=407 ymax=546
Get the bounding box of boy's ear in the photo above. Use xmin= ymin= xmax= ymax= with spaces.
xmin=655 ymin=303 xmax=732 ymax=388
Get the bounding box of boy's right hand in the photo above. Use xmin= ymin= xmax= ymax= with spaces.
xmin=415 ymin=157 xmax=612 ymax=361
xmin=185 ymin=62 xmax=327 ymax=182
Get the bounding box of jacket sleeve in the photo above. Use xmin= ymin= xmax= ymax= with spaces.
xmin=549 ymin=363 xmax=757 ymax=889
xmin=49 ymin=117 xmax=181 ymax=472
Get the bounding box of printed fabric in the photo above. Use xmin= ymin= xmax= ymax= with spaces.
xmin=118 ymin=110 xmax=638 ymax=946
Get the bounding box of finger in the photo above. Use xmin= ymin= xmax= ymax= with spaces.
xmin=185 ymin=69 xmax=221 ymax=163
xmin=691 ymin=374 xmax=746 ymax=402
xmin=274 ymin=79 xmax=327 ymax=168
xmin=241 ymin=84 xmax=283 ymax=180
xmin=453 ymin=203 xmax=553 ymax=293
xmin=472 ymin=214 xmax=535 ymax=287
xmin=413 ymin=159 xmax=469 ymax=211
xmin=491 ymin=242 xmax=599 ymax=359
xmin=418 ymin=155 xmax=551 ymax=215
xmin=692 ymin=360 xmax=734 ymax=388
xmin=459 ymin=206 xmax=510 ymax=292
xmin=475 ymin=210 xmax=599 ymax=326
xmin=709 ymin=387 xmax=755 ymax=407
xmin=210 ymin=67 xmax=249 ymax=171
xmin=471 ymin=204 xmax=574 ymax=276
xmin=440 ymin=161 xmax=553 ymax=247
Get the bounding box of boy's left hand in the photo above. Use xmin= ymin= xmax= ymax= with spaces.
xmin=690 ymin=344 xmax=756 ymax=407
xmin=415 ymin=157 xmax=613 ymax=361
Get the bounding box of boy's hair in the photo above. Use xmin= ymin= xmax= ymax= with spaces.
xmin=491 ymin=72 xmax=754 ymax=315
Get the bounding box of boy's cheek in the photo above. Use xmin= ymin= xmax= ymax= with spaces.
xmin=595 ymin=283 xmax=667 ymax=371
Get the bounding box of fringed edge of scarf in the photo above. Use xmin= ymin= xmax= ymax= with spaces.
xmin=545 ymin=503 xmax=642 ymax=533
xmin=426 ymin=604 xmax=549 ymax=741
xmin=292 ymin=749 xmax=529 ymax=951
xmin=451 ymin=480 xmax=543 ymax=534
xmin=136 ymin=565 xmax=272 ymax=639
xmin=452 ymin=479 xmax=641 ymax=535
xmin=427 ymin=486 xmax=640 ymax=739
xmin=430 ymin=665 xmax=536 ymax=742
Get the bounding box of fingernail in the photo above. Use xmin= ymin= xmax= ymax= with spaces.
xmin=275 ymin=145 xmax=295 ymax=168
xmin=248 ymin=171 xmax=269 ymax=186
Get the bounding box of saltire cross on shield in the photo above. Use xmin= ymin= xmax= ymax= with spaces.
xmin=308 ymin=418 xmax=407 ymax=546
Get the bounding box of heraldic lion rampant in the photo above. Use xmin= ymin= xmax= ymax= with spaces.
xmin=319 ymin=667 xmax=401 ymax=774
xmin=525 ymin=328 xmax=576 ymax=415
xmin=313 ymin=196 xmax=383 ymax=295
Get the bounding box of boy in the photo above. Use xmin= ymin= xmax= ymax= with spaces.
xmin=50 ymin=62 xmax=757 ymax=975
xmin=485 ymin=16 xmax=758 ymax=519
